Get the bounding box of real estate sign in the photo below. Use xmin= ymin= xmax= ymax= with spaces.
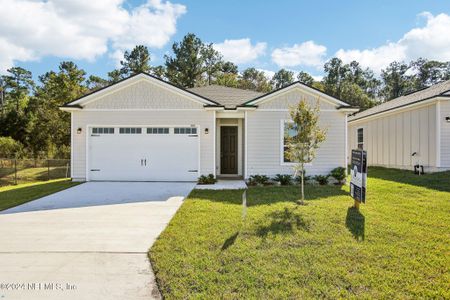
xmin=350 ymin=149 xmax=367 ymax=203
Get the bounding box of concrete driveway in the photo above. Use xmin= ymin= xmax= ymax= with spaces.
xmin=0 ymin=182 xmax=195 ymax=300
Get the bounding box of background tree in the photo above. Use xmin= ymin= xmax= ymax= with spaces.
xmin=86 ymin=75 xmax=109 ymax=91
xmin=380 ymin=61 xmax=413 ymax=101
xmin=27 ymin=61 xmax=88 ymax=158
xmin=165 ymin=33 xmax=205 ymax=88
xmin=221 ymin=61 xmax=238 ymax=74
xmin=107 ymin=69 xmax=122 ymax=83
xmin=120 ymin=45 xmax=152 ymax=76
xmin=271 ymin=69 xmax=294 ymax=89
xmin=286 ymin=100 xmax=327 ymax=204
xmin=239 ymin=68 xmax=272 ymax=92
xmin=410 ymin=58 xmax=450 ymax=89
xmin=0 ymin=67 xmax=35 ymax=111
xmin=297 ymin=71 xmax=314 ymax=86
xmin=0 ymin=136 xmax=23 ymax=158
xmin=151 ymin=65 xmax=166 ymax=79
xmin=323 ymin=58 xmax=349 ymax=99
xmin=201 ymin=43 xmax=223 ymax=85
xmin=0 ymin=67 xmax=35 ymax=146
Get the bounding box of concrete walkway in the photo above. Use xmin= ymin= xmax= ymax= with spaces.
xmin=195 ymin=180 xmax=247 ymax=190
xmin=0 ymin=182 xmax=195 ymax=300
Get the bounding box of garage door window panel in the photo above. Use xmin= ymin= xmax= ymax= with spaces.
xmin=92 ymin=127 xmax=114 ymax=134
xmin=174 ymin=127 xmax=197 ymax=134
xmin=119 ymin=127 xmax=142 ymax=134
xmin=147 ymin=127 xmax=170 ymax=134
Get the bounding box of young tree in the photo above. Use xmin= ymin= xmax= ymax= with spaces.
xmin=165 ymin=33 xmax=205 ymax=88
xmin=286 ymin=100 xmax=327 ymax=204
xmin=271 ymin=69 xmax=294 ymax=89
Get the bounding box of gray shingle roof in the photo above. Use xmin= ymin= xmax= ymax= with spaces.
xmin=188 ymin=85 xmax=263 ymax=108
xmin=349 ymin=80 xmax=450 ymax=121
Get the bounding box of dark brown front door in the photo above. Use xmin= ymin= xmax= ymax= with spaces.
xmin=220 ymin=126 xmax=238 ymax=174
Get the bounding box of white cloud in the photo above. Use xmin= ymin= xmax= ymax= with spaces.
xmin=271 ymin=41 xmax=327 ymax=68
xmin=213 ymin=39 xmax=267 ymax=64
xmin=336 ymin=12 xmax=450 ymax=73
xmin=0 ymin=0 xmax=186 ymax=73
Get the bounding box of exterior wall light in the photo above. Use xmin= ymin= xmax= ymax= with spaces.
xmin=446 ymin=116 xmax=450 ymax=123
xmin=204 ymin=128 xmax=209 ymax=134
xmin=77 ymin=128 xmax=82 ymax=134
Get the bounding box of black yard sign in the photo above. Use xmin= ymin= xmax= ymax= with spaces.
xmin=350 ymin=149 xmax=367 ymax=203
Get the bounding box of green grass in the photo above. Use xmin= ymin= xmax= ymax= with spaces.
xmin=0 ymin=166 xmax=69 ymax=186
xmin=149 ymin=167 xmax=450 ymax=299
xmin=0 ymin=179 xmax=80 ymax=211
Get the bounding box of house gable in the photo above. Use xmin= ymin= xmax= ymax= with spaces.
xmin=62 ymin=73 xmax=218 ymax=110
xmin=256 ymin=88 xmax=337 ymax=110
xmin=244 ymin=82 xmax=350 ymax=110
xmin=83 ymin=80 xmax=204 ymax=109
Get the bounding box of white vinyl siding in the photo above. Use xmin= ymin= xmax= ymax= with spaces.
xmin=247 ymin=110 xmax=346 ymax=177
xmin=348 ymin=103 xmax=438 ymax=171
xmin=83 ymin=80 xmax=204 ymax=109
xmin=441 ymin=101 xmax=450 ymax=167
xmin=72 ymin=110 xmax=214 ymax=181
xmin=257 ymin=89 xmax=336 ymax=110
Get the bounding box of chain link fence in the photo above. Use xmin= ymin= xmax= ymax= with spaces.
xmin=0 ymin=159 xmax=70 ymax=187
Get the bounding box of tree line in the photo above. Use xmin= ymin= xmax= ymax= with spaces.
xmin=1 ymin=33 xmax=449 ymax=159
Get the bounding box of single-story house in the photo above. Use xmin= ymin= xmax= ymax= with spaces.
xmin=60 ymin=73 xmax=358 ymax=182
xmin=348 ymin=80 xmax=450 ymax=172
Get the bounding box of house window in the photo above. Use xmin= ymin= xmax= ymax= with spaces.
xmin=174 ymin=127 xmax=197 ymax=134
xmin=357 ymin=128 xmax=364 ymax=149
xmin=119 ymin=127 xmax=142 ymax=134
xmin=92 ymin=127 xmax=114 ymax=134
xmin=283 ymin=121 xmax=298 ymax=163
xmin=147 ymin=127 xmax=169 ymax=134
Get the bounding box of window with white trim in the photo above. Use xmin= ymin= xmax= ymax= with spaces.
xmin=174 ymin=127 xmax=197 ymax=134
xmin=283 ymin=121 xmax=298 ymax=163
xmin=357 ymin=128 xmax=364 ymax=149
xmin=147 ymin=127 xmax=169 ymax=134
xmin=92 ymin=127 xmax=114 ymax=134
xmin=119 ymin=127 xmax=142 ymax=134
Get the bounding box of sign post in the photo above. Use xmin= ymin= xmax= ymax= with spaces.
xmin=350 ymin=149 xmax=367 ymax=209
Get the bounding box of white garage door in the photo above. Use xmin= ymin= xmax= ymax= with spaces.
xmin=88 ymin=126 xmax=199 ymax=181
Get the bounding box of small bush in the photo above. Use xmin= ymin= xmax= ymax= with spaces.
xmin=273 ymin=174 xmax=293 ymax=185
xmin=294 ymin=171 xmax=311 ymax=184
xmin=330 ymin=167 xmax=346 ymax=184
xmin=248 ymin=175 xmax=270 ymax=186
xmin=0 ymin=137 xmax=23 ymax=158
xmin=198 ymin=174 xmax=217 ymax=185
xmin=314 ymin=175 xmax=329 ymax=185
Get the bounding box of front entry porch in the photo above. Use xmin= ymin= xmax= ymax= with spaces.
xmin=215 ymin=117 xmax=245 ymax=177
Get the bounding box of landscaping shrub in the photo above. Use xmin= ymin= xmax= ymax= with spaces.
xmin=330 ymin=167 xmax=346 ymax=184
xmin=273 ymin=174 xmax=293 ymax=185
xmin=314 ymin=175 xmax=329 ymax=185
xmin=248 ymin=175 xmax=270 ymax=186
xmin=198 ymin=174 xmax=217 ymax=184
xmin=294 ymin=173 xmax=311 ymax=184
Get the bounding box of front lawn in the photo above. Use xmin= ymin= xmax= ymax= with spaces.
xmin=149 ymin=167 xmax=450 ymax=299
xmin=0 ymin=179 xmax=80 ymax=211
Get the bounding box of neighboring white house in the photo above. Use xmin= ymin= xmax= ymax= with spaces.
xmin=60 ymin=73 xmax=357 ymax=182
xmin=348 ymin=80 xmax=450 ymax=172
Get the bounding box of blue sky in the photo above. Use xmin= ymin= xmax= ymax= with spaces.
xmin=2 ymin=0 xmax=450 ymax=81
